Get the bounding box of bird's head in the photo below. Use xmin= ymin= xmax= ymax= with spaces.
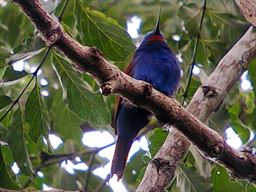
xmin=140 ymin=11 xmax=166 ymax=46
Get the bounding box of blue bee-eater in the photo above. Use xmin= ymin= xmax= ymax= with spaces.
xmin=111 ymin=14 xmax=181 ymax=180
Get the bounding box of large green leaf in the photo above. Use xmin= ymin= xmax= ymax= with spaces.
xmin=25 ymin=82 xmax=50 ymax=143
xmin=0 ymin=124 xmax=8 ymax=144
xmin=212 ymin=166 xmax=243 ymax=192
xmin=0 ymin=148 xmax=19 ymax=189
xmin=227 ymin=102 xmax=250 ymax=143
xmin=0 ymin=95 xmax=12 ymax=110
xmin=178 ymin=2 xmax=201 ymax=37
xmin=0 ymin=3 xmax=33 ymax=48
xmin=7 ymin=109 xmax=34 ymax=177
xmin=243 ymin=91 xmax=255 ymax=114
xmin=52 ymin=53 xmax=111 ymax=127
xmin=148 ymin=128 xmax=167 ymax=157
xmin=123 ymin=150 xmax=146 ymax=191
xmin=248 ymin=59 xmax=256 ymax=95
xmin=74 ymin=1 xmax=135 ymax=62
xmin=0 ymin=46 xmax=11 ymax=69
xmin=176 ymin=165 xmax=212 ymax=192
xmin=0 ymin=66 xmax=28 ymax=86
xmin=8 ymin=35 xmax=45 ymax=65
xmin=187 ymin=77 xmax=201 ymax=99
xmin=189 ymin=145 xmax=211 ymax=179
xmin=51 ymin=92 xmax=82 ymax=141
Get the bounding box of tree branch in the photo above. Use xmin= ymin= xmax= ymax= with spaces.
xmin=235 ymin=0 xmax=256 ymax=26
xmin=13 ymin=0 xmax=256 ymax=187
xmin=137 ymin=25 xmax=256 ymax=191
xmin=138 ymin=1 xmax=256 ymax=190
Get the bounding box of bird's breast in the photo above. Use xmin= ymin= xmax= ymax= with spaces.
xmin=132 ymin=49 xmax=180 ymax=95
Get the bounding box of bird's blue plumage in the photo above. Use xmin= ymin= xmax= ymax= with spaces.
xmin=133 ymin=34 xmax=180 ymax=95
xmin=111 ymin=25 xmax=181 ymax=180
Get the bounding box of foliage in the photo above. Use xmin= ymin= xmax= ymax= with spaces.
xmin=0 ymin=0 xmax=255 ymax=191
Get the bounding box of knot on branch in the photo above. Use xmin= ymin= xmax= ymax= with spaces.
xmin=241 ymin=147 xmax=256 ymax=160
xmin=101 ymin=80 xmax=116 ymax=96
xmin=143 ymin=83 xmax=153 ymax=97
xmin=151 ymin=158 xmax=173 ymax=173
xmin=43 ymin=25 xmax=62 ymax=46
xmin=212 ymin=143 xmax=224 ymax=157
xmin=87 ymin=47 xmax=105 ymax=69
xmin=89 ymin=47 xmax=104 ymax=59
xmin=100 ymin=73 xmax=119 ymax=95
xmin=149 ymin=186 xmax=165 ymax=192
xmin=201 ymin=85 xmax=218 ymax=97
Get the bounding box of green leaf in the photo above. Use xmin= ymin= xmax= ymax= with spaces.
xmin=81 ymin=172 xmax=112 ymax=192
xmin=0 ymin=67 xmax=6 ymax=79
xmin=0 ymin=66 xmax=28 ymax=86
xmin=0 ymin=148 xmax=19 ymax=189
xmin=0 ymin=3 xmax=33 ymax=48
xmin=212 ymin=166 xmax=243 ymax=192
xmin=74 ymin=1 xmax=135 ymax=61
xmin=148 ymin=128 xmax=167 ymax=157
xmin=51 ymin=91 xmax=82 ymax=141
xmin=8 ymin=35 xmax=45 ymax=65
xmin=8 ymin=49 xmax=45 ymax=65
xmin=25 ymin=82 xmax=50 ymax=143
xmin=52 ymin=53 xmax=111 ymax=127
xmin=0 ymin=95 xmax=12 ymax=110
xmin=244 ymin=183 xmax=256 ymax=192
xmin=189 ymin=145 xmax=211 ymax=178
xmin=0 ymin=124 xmax=8 ymax=145
xmin=7 ymin=109 xmax=34 ymax=177
xmin=0 ymin=46 xmax=11 ymax=69
xmin=178 ymin=3 xmax=201 ymax=37
xmin=187 ymin=78 xmax=201 ymax=98
xmin=176 ymin=165 xmax=212 ymax=192
xmin=124 ymin=150 xmax=146 ymax=191
xmin=248 ymin=59 xmax=256 ymax=95
xmin=52 ymin=169 xmax=78 ymax=190
xmin=243 ymin=91 xmax=255 ymax=114
xmin=196 ymin=41 xmax=211 ymax=65
xmin=227 ymin=103 xmax=250 ymax=143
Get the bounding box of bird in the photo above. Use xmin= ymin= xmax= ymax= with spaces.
xmin=111 ymin=13 xmax=181 ymax=180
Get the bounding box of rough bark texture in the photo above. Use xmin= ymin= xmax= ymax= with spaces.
xmin=14 ymin=0 xmax=256 ymax=188
xmin=137 ymin=2 xmax=256 ymax=191
xmin=236 ymin=0 xmax=256 ymax=26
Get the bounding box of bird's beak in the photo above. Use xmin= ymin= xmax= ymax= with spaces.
xmin=154 ymin=8 xmax=161 ymax=35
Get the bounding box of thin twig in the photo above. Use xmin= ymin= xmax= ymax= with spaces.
xmin=84 ymin=154 xmax=95 ymax=191
xmin=23 ymin=142 xmax=113 ymax=188
xmin=182 ymin=0 xmax=207 ymax=105
xmin=58 ymin=0 xmax=69 ymax=22
xmin=31 ymin=142 xmax=115 ymax=172
xmin=0 ymin=47 xmax=51 ymax=123
xmin=95 ymin=174 xmax=111 ymax=192
xmin=1 ymin=0 xmax=70 ymax=123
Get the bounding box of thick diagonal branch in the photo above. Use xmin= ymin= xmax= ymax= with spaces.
xmin=137 ymin=26 xmax=256 ymax=191
xmin=138 ymin=1 xmax=256 ymax=190
xmin=14 ymin=0 xmax=256 ymax=185
xmin=236 ymin=0 xmax=256 ymax=26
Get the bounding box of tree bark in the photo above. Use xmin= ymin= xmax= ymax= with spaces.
xmin=137 ymin=26 xmax=256 ymax=191
xmin=236 ymin=0 xmax=256 ymax=26
xmin=138 ymin=0 xmax=256 ymax=190
xmin=13 ymin=0 xmax=256 ymax=188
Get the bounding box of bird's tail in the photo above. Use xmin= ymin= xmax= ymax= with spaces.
xmin=111 ymin=135 xmax=134 ymax=180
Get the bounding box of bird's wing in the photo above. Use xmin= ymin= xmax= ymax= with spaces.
xmin=113 ymin=61 xmax=134 ymax=134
